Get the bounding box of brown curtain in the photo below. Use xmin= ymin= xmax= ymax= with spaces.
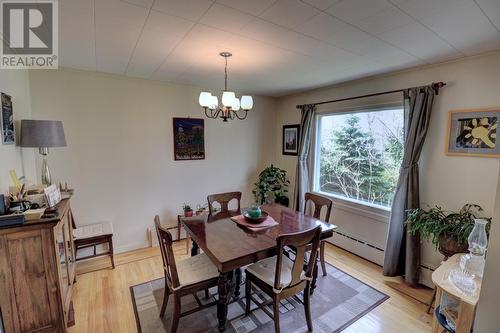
xmin=383 ymin=86 xmax=436 ymax=285
xmin=294 ymin=104 xmax=316 ymax=212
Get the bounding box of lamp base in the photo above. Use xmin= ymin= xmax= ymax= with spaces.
xmin=39 ymin=147 xmax=52 ymax=186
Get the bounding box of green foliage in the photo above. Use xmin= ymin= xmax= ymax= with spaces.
xmin=319 ymin=115 xmax=400 ymax=206
xmin=406 ymin=204 xmax=491 ymax=248
xmin=182 ymin=203 xmax=192 ymax=211
xmin=253 ymin=164 xmax=290 ymax=205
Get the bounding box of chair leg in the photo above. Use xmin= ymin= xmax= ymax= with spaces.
xmin=160 ymin=285 xmax=170 ymax=318
xmin=171 ymin=295 xmax=181 ymax=333
xmin=245 ymin=276 xmax=251 ymax=316
xmin=273 ymin=296 xmax=281 ymax=333
xmin=205 ymin=288 xmax=210 ymax=299
xmin=109 ymin=237 xmax=115 ymax=269
xmin=320 ymin=241 xmax=327 ymax=277
xmin=304 ymin=282 xmax=313 ymax=332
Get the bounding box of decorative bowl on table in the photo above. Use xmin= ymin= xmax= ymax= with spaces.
xmin=244 ymin=211 xmax=269 ymax=224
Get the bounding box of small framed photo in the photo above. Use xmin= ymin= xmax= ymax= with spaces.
xmin=1 ymin=93 xmax=14 ymax=145
xmin=446 ymin=108 xmax=499 ymax=158
xmin=44 ymin=184 xmax=62 ymax=208
xmin=282 ymin=124 xmax=300 ymax=156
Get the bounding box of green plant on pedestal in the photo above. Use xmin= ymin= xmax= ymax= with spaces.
xmin=252 ymin=164 xmax=290 ymax=206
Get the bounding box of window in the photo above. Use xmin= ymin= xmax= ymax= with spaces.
xmin=314 ymin=107 xmax=404 ymax=209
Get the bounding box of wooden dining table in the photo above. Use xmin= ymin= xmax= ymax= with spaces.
xmin=181 ymin=203 xmax=337 ymax=332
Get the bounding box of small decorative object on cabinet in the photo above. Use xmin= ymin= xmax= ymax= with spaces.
xmin=432 ymin=254 xmax=482 ymax=333
xmin=446 ymin=108 xmax=500 ymax=157
xmin=282 ymin=124 xmax=300 ymax=155
xmin=0 ymin=198 xmax=77 ymax=332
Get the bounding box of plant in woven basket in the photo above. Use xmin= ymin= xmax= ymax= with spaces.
xmin=406 ymin=204 xmax=491 ymax=257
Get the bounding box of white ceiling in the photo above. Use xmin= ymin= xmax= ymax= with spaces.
xmin=59 ymin=0 xmax=500 ymax=96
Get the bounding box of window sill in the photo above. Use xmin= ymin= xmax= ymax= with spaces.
xmin=312 ymin=191 xmax=391 ymax=224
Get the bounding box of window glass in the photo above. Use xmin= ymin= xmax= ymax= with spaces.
xmin=315 ymin=108 xmax=404 ymax=208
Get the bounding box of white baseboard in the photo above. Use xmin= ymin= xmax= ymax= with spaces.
xmin=115 ymin=240 xmax=151 ymax=254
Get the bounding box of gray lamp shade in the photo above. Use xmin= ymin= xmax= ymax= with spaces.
xmin=20 ymin=120 xmax=67 ymax=147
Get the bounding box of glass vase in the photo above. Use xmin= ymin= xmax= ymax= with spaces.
xmin=462 ymin=218 xmax=488 ymax=278
xmin=450 ymin=219 xmax=489 ymax=295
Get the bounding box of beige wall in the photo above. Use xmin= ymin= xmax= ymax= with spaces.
xmin=474 ymin=161 xmax=500 ymax=332
xmin=274 ymin=51 xmax=500 ymax=278
xmin=0 ymin=69 xmax=36 ymax=193
xmin=29 ymin=69 xmax=277 ymax=252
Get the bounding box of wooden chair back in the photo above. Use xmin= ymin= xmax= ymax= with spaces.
xmin=304 ymin=192 xmax=333 ymax=222
xmin=154 ymin=216 xmax=180 ymax=289
xmin=207 ymin=191 xmax=242 ymax=215
xmin=274 ymin=226 xmax=322 ymax=291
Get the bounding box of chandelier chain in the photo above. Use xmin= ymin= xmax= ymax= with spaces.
xmin=224 ymin=56 xmax=228 ymax=91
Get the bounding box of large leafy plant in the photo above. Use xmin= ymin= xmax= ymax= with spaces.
xmin=406 ymin=204 xmax=491 ymax=248
xmin=253 ymin=164 xmax=290 ymax=205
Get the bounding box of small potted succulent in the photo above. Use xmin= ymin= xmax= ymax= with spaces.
xmin=183 ymin=203 xmax=194 ymax=217
xmin=406 ymin=204 xmax=491 ymax=258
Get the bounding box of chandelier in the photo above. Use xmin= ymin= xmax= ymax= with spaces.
xmin=198 ymin=52 xmax=253 ymax=122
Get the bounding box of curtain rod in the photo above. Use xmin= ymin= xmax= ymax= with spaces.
xmin=296 ymin=81 xmax=446 ymax=109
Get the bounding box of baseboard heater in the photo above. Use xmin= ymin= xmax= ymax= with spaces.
xmin=332 ymin=229 xmax=385 ymax=252
xmin=330 ymin=229 xmax=435 ymax=287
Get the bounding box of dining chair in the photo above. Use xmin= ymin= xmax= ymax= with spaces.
xmin=207 ymin=191 xmax=242 ymax=215
xmin=154 ymin=216 xmax=219 ymax=333
xmin=245 ymin=226 xmax=322 ymax=333
xmin=304 ymin=192 xmax=333 ymax=277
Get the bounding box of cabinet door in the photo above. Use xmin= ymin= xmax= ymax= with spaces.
xmin=55 ymin=224 xmax=69 ymax=298
xmin=3 ymin=229 xmax=62 ymax=332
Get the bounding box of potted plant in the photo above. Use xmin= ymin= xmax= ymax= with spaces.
xmin=406 ymin=204 xmax=491 ymax=258
xmin=252 ymin=164 xmax=290 ymax=206
xmin=183 ymin=203 xmax=193 ymax=217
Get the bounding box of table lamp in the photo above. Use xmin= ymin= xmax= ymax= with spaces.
xmin=20 ymin=120 xmax=66 ymax=186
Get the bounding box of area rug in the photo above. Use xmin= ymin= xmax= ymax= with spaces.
xmin=130 ymin=263 xmax=388 ymax=333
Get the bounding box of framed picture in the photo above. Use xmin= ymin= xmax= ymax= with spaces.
xmin=446 ymin=108 xmax=500 ymax=158
xmin=173 ymin=117 xmax=205 ymax=160
xmin=1 ymin=93 xmax=14 ymax=145
xmin=282 ymin=124 xmax=300 ymax=156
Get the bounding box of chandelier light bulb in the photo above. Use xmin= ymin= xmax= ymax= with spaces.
xmin=199 ymin=92 xmax=212 ymax=107
xmin=232 ymin=98 xmax=240 ymax=111
xmin=222 ymin=91 xmax=236 ymax=107
xmin=210 ymin=95 xmax=219 ymax=109
xmin=241 ymin=96 xmax=253 ymax=110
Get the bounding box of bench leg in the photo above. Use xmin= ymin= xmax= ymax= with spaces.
xmin=109 ymin=237 xmax=115 ymax=269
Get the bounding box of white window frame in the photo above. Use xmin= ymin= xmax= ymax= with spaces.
xmin=311 ymin=102 xmax=404 ymax=215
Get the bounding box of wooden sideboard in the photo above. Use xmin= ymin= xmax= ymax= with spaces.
xmin=0 ymin=199 xmax=76 ymax=332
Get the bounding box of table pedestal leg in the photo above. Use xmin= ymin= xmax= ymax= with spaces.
xmin=191 ymin=241 xmax=199 ymax=256
xmin=217 ymin=271 xmax=235 ymax=332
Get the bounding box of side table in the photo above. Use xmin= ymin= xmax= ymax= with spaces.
xmin=431 ymin=254 xmax=482 ymax=333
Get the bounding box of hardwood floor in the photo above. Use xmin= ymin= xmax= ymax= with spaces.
xmin=70 ymin=241 xmax=433 ymax=333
